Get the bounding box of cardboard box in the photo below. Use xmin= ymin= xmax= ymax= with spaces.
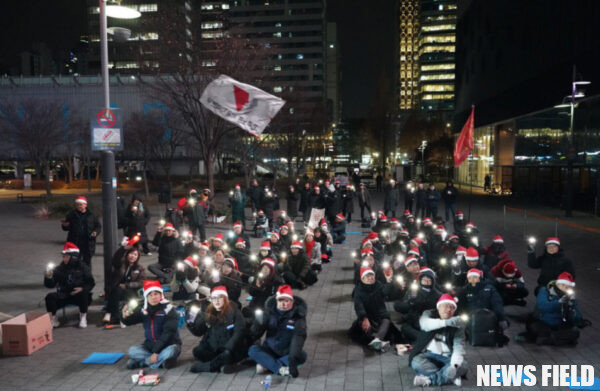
xmin=1 ymin=312 xmax=53 ymax=356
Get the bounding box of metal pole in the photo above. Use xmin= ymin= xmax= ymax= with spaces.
xmin=565 ymin=65 xmax=576 ymax=217
xmin=100 ymin=0 xmax=118 ymax=295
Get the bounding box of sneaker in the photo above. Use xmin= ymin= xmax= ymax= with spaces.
xmin=103 ymin=313 xmax=111 ymax=323
xmin=256 ymin=364 xmax=268 ymax=375
xmin=413 ymin=374 xmax=432 ymax=387
xmin=279 ymin=366 xmax=290 ymax=377
xmin=78 ymin=313 xmax=87 ymax=328
xmin=380 ymin=340 xmax=391 ymax=352
xmin=51 ymin=315 xmax=60 ymax=328
xmin=146 ymin=252 xmax=153 ymax=256
xmin=222 ymin=364 xmax=238 ymax=374
xmin=453 ymin=377 xmax=462 ymax=387
xmin=368 ymin=337 xmax=382 ymax=351
xmin=120 ymin=321 xmax=127 ymax=329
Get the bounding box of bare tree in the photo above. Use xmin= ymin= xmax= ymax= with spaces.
xmin=124 ymin=112 xmax=161 ymax=198
xmin=0 ymin=99 xmax=65 ymax=195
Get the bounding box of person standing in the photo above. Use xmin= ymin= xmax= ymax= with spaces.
xmin=376 ymin=173 xmax=383 ymax=192
xmin=357 ymin=183 xmax=372 ymax=221
xmin=229 ymin=184 xmax=246 ymax=229
xmin=425 ymin=184 xmax=441 ymax=218
xmin=442 ymin=181 xmax=458 ymax=222
xmin=383 ymin=179 xmax=400 ymax=218
xmin=124 ymin=194 xmax=151 ymax=255
xmin=484 ymin=174 xmax=491 ymax=192
xmin=342 ymin=185 xmax=355 ymax=223
xmin=415 ymin=183 xmax=427 ymax=219
xmin=299 ymin=182 xmax=312 ymax=223
xmin=404 ymin=181 xmax=415 ymax=214
xmin=246 ymin=179 xmax=262 ymax=213
xmin=61 ymin=196 xmax=102 ymax=269
xmin=286 ymin=185 xmax=300 ymax=222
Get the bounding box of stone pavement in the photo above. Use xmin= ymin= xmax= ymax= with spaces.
xmin=0 ymin=191 xmax=599 ymax=391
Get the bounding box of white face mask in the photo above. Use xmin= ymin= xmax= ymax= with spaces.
xmin=260 ymin=250 xmax=268 ymax=257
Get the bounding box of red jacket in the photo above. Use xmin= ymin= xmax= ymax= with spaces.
xmin=490 ymin=259 xmax=525 ymax=285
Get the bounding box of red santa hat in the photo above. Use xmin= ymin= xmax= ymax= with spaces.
xmin=448 ymin=234 xmax=459 ymax=241
xmin=361 ymin=238 xmax=372 ymax=248
xmin=466 ymin=222 xmax=476 ymax=229
xmin=334 ymin=179 xmax=340 ymax=184
xmin=467 ymin=268 xmax=483 ymax=279
xmin=493 ymin=235 xmax=504 ymax=244
xmin=270 ymin=232 xmax=280 ymax=240
xmin=163 ymin=222 xmax=176 ymax=231
xmin=404 ymin=209 xmax=411 ymax=216
xmin=260 ymin=241 xmax=271 ymax=251
xmin=62 ymin=242 xmax=80 ymax=254
xmin=319 ymin=219 xmax=328 ymax=227
xmin=291 ymin=240 xmax=303 ymax=249
xmin=411 ymin=237 xmax=422 ymax=246
xmin=235 ymin=184 xmax=241 ymax=189
xmin=408 ymin=247 xmax=420 ymax=257
xmin=465 ymin=247 xmax=479 ymax=261
xmin=436 ymin=293 xmax=457 ymax=309
xmin=235 ymin=237 xmax=246 ymax=248
xmin=75 ymin=196 xmax=88 ymax=205
xmin=313 ymin=185 xmax=320 ymax=190
xmin=199 ymin=241 xmax=210 ymax=251
xmin=189 ymin=188 xmax=198 ymax=194
xmin=502 ymin=261 xmax=516 ymax=277
xmin=276 ymin=284 xmax=294 ymax=300
xmin=305 ymin=229 xmax=314 ymax=237
xmin=423 ymin=217 xmax=433 ymax=226
xmin=367 ymin=231 xmax=379 ymax=241
xmin=184 ymin=256 xmax=199 ymax=268
xmin=213 ymin=233 xmax=224 ymax=243
xmin=404 ymin=255 xmax=419 ymax=267
xmin=456 ymin=246 xmax=467 ymax=257
xmin=280 ymin=225 xmax=289 ymax=231
xmin=260 ymin=258 xmax=276 ymax=269
xmin=361 ymin=248 xmax=374 ymax=258
xmin=177 ymin=197 xmax=187 ymax=210
xmin=545 ymin=237 xmax=561 ymax=246
xmin=556 ymin=272 xmax=575 ymax=287
xmin=142 ymin=280 xmax=169 ymax=312
xmin=360 ymin=267 xmax=375 ymax=279
xmin=336 ymin=213 xmax=344 ymax=221
xmin=233 ymin=221 xmax=243 ymax=229
xmin=456 ymin=210 xmax=464 ymax=217
xmin=223 ymin=257 xmax=239 ymax=271
xmin=399 ymin=229 xmax=409 ymax=236
xmin=379 ymin=215 xmax=388 ymax=222
xmin=211 ymin=286 xmax=228 ymax=299
xmin=435 ymin=225 xmax=445 ymax=234
xmin=420 ymin=266 xmax=436 ymax=277
xmin=258 ymin=209 xmax=265 ymax=214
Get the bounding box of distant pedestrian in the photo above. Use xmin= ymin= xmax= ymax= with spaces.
xmin=442 ymin=181 xmax=458 ymax=222
xmin=229 ymin=184 xmax=246 ymax=229
xmin=383 ymin=179 xmax=400 ymax=218
xmin=425 ymin=184 xmax=441 ymax=218
xmin=124 ymin=194 xmax=151 ymax=254
xmin=484 ymin=174 xmax=491 ymax=191
xmin=376 ymin=173 xmax=383 ymax=192
xmin=286 ymin=185 xmax=300 ymax=221
xmin=357 ymin=183 xmax=372 ymax=221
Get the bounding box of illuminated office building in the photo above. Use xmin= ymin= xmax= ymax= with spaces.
xmin=398 ymin=0 xmax=420 ymax=111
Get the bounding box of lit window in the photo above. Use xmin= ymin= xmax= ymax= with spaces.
xmin=421 ymin=64 xmax=455 ymax=71
xmin=139 ymin=32 xmax=159 ymax=40
xmin=274 ymin=65 xmax=281 ymax=71
xmin=202 ymin=22 xmax=223 ymax=29
xmin=278 ymin=54 xmax=282 ymax=60
xmin=274 ymin=86 xmax=283 ymax=93
xmin=329 ymin=44 xmax=334 ymax=48
xmin=421 ymin=85 xmax=454 ymax=92
xmin=273 ymin=32 xmax=282 ymax=37
xmin=421 ymin=24 xmax=455 ymax=32
xmin=115 ymin=61 xmax=139 ymax=69
xmin=139 ymin=4 xmax=158 ymax=12
xmin=421 ymin=45 xmax=455 ymax=54
xmin=202 ymin=60 xmax=216 ymax=67
xmin=296 ymin=54 xmax=304 ymax=60
xmin=420 ymin=74 xmax=455 ymax=81
xmin=275 ymin=22 xmax=282 ymax=27
xmin=202 ymin=31 xmax=224 ymax=39
xmin=222 ymin=3 xmax=230 ymax=9
xmin=201 ymin=4 xmax=214 ymax=10
xmin=289 ymin=108 xmax=294 ymax=114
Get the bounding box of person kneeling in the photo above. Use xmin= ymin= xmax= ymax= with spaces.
xmin=410 ymin=294 xmax=468 ymax=387
xmin=121 ymin=281 xmax=182 ymax=369
xmin=187 ymin=286 xmax=248 ymax=373
xmin=519 ymin=272 xmax=589 ymax=346
xmin=248 ymin=285 xmax=307 ymax=378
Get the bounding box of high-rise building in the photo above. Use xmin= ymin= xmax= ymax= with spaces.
xmin=398 ymin=0 xmax=420 ymax=111
xmin=418 ymin=0 xmax=456 ymax=111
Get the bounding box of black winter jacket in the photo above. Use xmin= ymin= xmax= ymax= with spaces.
xmin=44 ymin=257 xmax=95 ymax=298
xmin=528 ymin=248 xmax=575 ymax=288
xmin=188 ymin=303 xmax=247 ymax=355
xmin=457 ymin=281 xmax=506 ymax=322
xmin=62 ymin=209 xmax=102 ymax=253
xmin=121 ymin=303 xmax=182 ymax=353
xmin=353 ymin=281 xmax=393 ymax=322
xmin=152 ymin=232 xmax=184 ymax=268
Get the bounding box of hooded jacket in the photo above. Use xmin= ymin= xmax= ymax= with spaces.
xmin=122 ymin=302 xmax=182 ymax=353
xmin=250 ymin=296 xmax=307 ymax=364
xmin=482 ymin=243 xmax=511 ymax=270
xmin=535 ymin=282 xmax=583 ymax=327
xmin=152 ymin=231 xmax=184 ymax=268
xmin=188 ymin=302 xmax=247 ymax=357
xmin=353 ymin=280 xmax=394 ymax=323
xmin=394 ymin=272 xmax=442 ymax=327
xmin=62 ymin=209 xmax=102 ymax=253
xmin=457 ymin=281 xmax=506 ymax=322
xmin=283 ymin=250 xmax=311 ymax=280
xmin=528 ymin=248 xmax=575 ymax=288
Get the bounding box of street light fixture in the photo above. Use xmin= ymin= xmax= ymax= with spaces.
xmin=554 ymin=65 xmax=590 ymax=217
xmin=99 ymin=0 xmax=140 ymax=294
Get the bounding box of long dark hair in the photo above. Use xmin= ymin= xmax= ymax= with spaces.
xmin=122 ymin=247 xmax=140 ymax=268
xmin=206 ymin=298 xmax=232 ymax=325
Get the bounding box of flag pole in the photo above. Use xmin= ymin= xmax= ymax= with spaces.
xmin=468 ymin=105 xmax=474 ymax=221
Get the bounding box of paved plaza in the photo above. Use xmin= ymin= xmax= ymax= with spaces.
xmin=0 ymin=192 xmax=599 ymax=390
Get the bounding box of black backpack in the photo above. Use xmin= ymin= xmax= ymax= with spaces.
xmin=468 ymin=308 xmax=498 ymax=346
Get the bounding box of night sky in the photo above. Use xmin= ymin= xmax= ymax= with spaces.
xmin=1 ymin=0 xmax=394 ymax=120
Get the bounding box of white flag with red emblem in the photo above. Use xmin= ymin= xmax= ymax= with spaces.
xmin=200 ymin=74 xmax=286 ymax=137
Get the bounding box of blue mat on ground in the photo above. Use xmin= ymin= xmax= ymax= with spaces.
xmin=162 ymin=285 xmax=171 ymax=292
xmin=81 ymin=352 xmax=125 ymax=364
xmin=346 ymin=231 xmax=363 ymax=234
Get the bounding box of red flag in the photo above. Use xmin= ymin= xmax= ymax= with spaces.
xmin=454 ymin=107 xmax=474 ymax=167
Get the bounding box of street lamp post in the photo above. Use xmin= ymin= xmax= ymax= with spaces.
xmin=98 ymin=0 xmax=140 ymax=294
xmin=555 ymin=65 xmax=590 ymax=217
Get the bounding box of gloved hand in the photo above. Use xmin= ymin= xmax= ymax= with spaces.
xmin=248 ymin=276 xmax=255 ymax=284
xmin=499 ymin=320 xmax=509 ymax=330
xmin=121 ymin=236 xmax=129 ymax=247
xmin=559 ymin=295 xmax=570 ymax=304
xmin=444 ymin=316 xmax=461 ymax=328
xmin=450 ymin=353 xmax=464 ymax=368
xmin=527 ymin=244 xmax=535 ymax=253
xmin=175 ymin=270 xmax=186 ymax=281
xmin=289 ymin=364 xmax=299 ymax=378
xmin=578 ymin=319 xmax=592 ymax=329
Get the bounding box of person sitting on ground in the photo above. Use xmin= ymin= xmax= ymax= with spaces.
xmin=44 ymin=242 xmax=95 ymax=329
xmin=210 ymin=233 xmax=225 ymax=253
xmin=269 ymin=232 xmax=283 ymax=261
xmin=353 ymin=249 xmax=386 ymax=285
xmin=207 ymin=257 xmax=243 ymax=308
xmin=517 ymin=272 xmax=589 ymax=346
xmin=331 ymin=213 xmax=347 ymax=244
xmin=226 ymin=221 xmax=251 ymax=250
xmin=395 ymin=267 xmax=442 ymax=342
xmin=349 ymin=267 xmax=400 ymax=352
xmin=104 ymin=239 xmax=145 ymax=325
xmin=242 ymin=259 xmax=282 ymax=318
xmin=187 ymin=286 xmax=248 ymax=373
xmin=451 ymin=247 xmax=491 ymax=288
xmin=249 ymin=285 xmax=307 ymax=378
xmin=281 ymin=241 xmax=317 ymax=289
xmin=230 ymin=237 xmax=253 ymax=282
xmin=181 ymin=230 xmax=199 ymax=258
xmin=527 ymin=237 xmax=575 ymax=294
xmin=490 ymin=260 xmax=528 ymax=306
xmin=457 ymin=268 xmax=509 ymax=345
xmin=304 ymin=229 xmax=322 ymax=272
xmin=482 ymin=235 xmax=511 ymax=269
xmin=409 ymin=294 xmax=468 ymax=387
xmin=150 ymin=223 xmax=183 ymax=284
xmin=121 ymin=280 xmax=182 ymax=369
xmin=315 ymin=223 xmax=333 ymax=260
xmin=258 ymin=240 xmax=276 ymax=264
xmin=279 ymin=225 xmax=292 ymax=250
xmin=171 ymin=256 xmax=201 ymax=302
